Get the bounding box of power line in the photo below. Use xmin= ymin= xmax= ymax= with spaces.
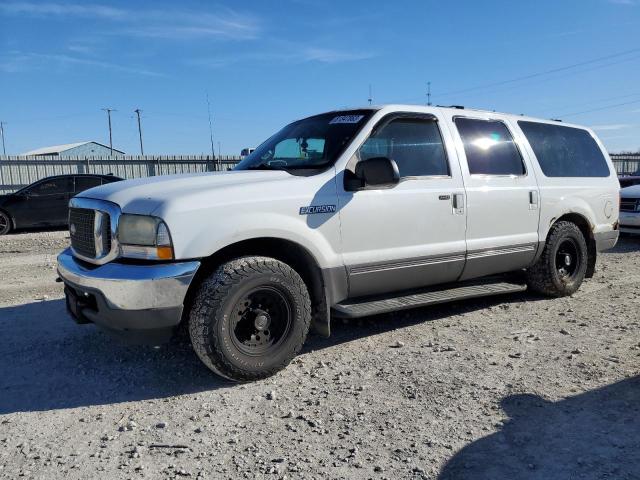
xmin=545 ymin=91 xmax=640 ymax=117
xmin=101 ymin=108 xmax=116 ymax=156
xmin=437 ymin=47 xmax=640 ymax=97
xmin=387 ymin=47 xmax=640 ymax=105
xmin=560 ymin=98 xmax=640 ymax=118
xmin=134 ymin=109 xmax=144 ymax=155
xmin=465 ymin=53 xmax=640 ymax=102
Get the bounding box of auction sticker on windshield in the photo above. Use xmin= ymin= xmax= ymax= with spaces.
xmin=329 ymin=115 xmax=364 ymax=124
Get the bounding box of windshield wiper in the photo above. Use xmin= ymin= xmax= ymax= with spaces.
xmin=244 ymin=164 xmax=285 ymax=170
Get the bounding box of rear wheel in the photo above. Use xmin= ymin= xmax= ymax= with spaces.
xmin=0 ymin=211 xmax=11 ymax=236
xmin=526 ymin=221 xmax=588 ymax=297
xmin=188 ymin=256 xmax=311 ymax=381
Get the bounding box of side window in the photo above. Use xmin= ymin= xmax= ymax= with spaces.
xmin=28 ymin=177 xmax=73 ymax=196
xmin=75 ymin=176 xmax=102 ymax=192
xmin=455 ymin=118 xmax=526 ymax=176
xmin=359 ymin=118 xmax=450 ymax=177
xmin=518 ymin=121 xmax=610 ymax=177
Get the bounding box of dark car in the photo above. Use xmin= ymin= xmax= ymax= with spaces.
xmin=619 ymin=167 xmax=640 ymax=188
xmin=0 ymin=174 xmax=122 ymax=235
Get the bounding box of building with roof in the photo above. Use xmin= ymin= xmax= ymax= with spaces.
xmin=22 ymin=141 xmax=125 ymax=158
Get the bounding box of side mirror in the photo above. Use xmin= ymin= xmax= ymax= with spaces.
xmin=346 ymin=157 xmax=400 ymax=191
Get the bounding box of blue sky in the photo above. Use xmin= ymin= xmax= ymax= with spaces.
xmin=1 ymin=0 xmax=639 ymax=155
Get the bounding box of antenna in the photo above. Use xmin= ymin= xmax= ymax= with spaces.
xmin=101 ymin=108 xmax=116 ymax=156
xmin=427 ymin=81 xmax=432 ymax=106
xmin=134 ymin=109 xmax=144 ymax=155
xmin=206 ymin=93 xmax=216 ymax=162
xmin=368 ymin=84 xmax=373 ymax=105
xmin=0 ymin=121 xmax=6 ymax=155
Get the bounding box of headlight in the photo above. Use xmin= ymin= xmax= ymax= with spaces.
xmin=117 ymin=214 xmax=174 ymax=260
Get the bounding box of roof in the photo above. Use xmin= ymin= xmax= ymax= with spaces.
xmin=22 ymin=141 xmax=124 ymax=155
xmin=349 ymin=104 xmax=585 ymax=130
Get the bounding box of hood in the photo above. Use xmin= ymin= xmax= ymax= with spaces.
xmin=621 ymin=183 xmax=640 ymax=197
xmin=77 ymin=170 xmax=294 ymax=214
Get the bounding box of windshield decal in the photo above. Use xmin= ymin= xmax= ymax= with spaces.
xmin=329 ymin=115 xmax=364 ymax=125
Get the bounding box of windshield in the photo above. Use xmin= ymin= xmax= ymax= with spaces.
xmin=235 ymin=110 xmax=373 ymax=172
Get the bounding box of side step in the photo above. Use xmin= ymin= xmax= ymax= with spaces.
xmin=332 ymin=279 xmax=527 ymax=318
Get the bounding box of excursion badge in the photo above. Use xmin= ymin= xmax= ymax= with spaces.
xmin=299 ymin=205 xmax=337 ymax=215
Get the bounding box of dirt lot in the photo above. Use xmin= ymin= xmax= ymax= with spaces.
xmin=0 ymin=230 xmax=638 ymax=480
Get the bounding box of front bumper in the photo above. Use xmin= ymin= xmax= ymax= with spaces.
xmin=57 ymin=248 xmax=200 ymax=342
xmin=594 ymin=229 xmax=619 ymax=251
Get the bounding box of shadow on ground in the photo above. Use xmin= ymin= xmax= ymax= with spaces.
xmin=0 ymin=291 xmax=539 ymax=414
xmin=0 ymin=299 xmax=231 ymax=414
xmin=438 ymin=376 xmax=640 ymax=479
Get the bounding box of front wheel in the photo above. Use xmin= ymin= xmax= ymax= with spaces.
xmin=188 ymin=256 xmax=311 ymax=381
xmin=526 ymin=221 xmax=588 ymax=297
xmin=0 ymin=211 xmax=11 ymax=236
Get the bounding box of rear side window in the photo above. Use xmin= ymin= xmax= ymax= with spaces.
xmin=75 ymin=176 xmax=102 ymax=192
xmin=455 ymin=118 xmax=526 ymax=176
xmin=518 ymin=121 xmax=610 ymax=177
xmin=359 ymin=118 xmax=449 ymax=177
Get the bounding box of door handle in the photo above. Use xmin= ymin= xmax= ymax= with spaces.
xmin=529 ymin=190 xmax=539 ymax=210
xmin=453 ymin=193 xmax=465 ymax=215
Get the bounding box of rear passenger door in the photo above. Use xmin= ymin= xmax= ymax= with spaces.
xmin=447 ymin=114 xmax=541 ymax=280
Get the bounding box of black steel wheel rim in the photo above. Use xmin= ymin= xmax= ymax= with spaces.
xmin=229 ymin=286 xmax=292 ymax=356
xmin=556 ymin=238 xmax=580 ymax=280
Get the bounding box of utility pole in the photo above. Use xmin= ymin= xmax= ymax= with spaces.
xmin=206 ymin=93 xmax=216 ymax=159
xmin=427 ymin=81 xmax=432 ymax=106
xmin=218 ymin=141 xmax=221 ymax=157
xmin=0 ymin=121 xmax=6 ymax=156
xmin=101 ymin=108 xmax=116 ymax=156
xmin=368 ymin=84 xmax=373 ymax=105
xmin=134 ymin=109 xmax=144 ymax=155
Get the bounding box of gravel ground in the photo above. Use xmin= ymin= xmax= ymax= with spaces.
xmin=0 ymin=231 xmax=638 ymax=479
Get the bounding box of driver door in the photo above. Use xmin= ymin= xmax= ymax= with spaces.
xmin=20 ymin=176 xmax=74 ymax=227
xmin=337 ymin=113 xmax=467 ymax=298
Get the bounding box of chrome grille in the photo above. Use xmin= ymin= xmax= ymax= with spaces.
xmin=620 ymin=198 xmax=639 ymax=212
xmin=69 ymin=208 xmax=96 ymax=258
xmin=69 ymin=208 xmax=112 ymax=260
xmin=102 ymin=214 xmax=112 ymax=253
xmin=68 ymin=198 xmax=120 ymax=265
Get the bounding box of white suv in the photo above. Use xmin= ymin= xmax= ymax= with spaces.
xmin=57 ymin=105 xmax=620 ymax=381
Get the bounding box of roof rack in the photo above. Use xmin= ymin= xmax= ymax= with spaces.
xmin=550 ymin=118 xmax=563 ymax=122
xmin=437 ymin=105 xmax=465 ymax=109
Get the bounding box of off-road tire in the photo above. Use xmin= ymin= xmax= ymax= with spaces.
xmin=189 ymin=256 xmax=311 ymax=381
xmin=0 ymin=211 xmax=11 ymax=236
xmin=526 ymin=221 xmax=588 ymax=297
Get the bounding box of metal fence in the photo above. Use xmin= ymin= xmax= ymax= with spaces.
xmin=0 ymin=153 xmax=638 ymax=194
xmin=610 ymin=154 xmax=640 ymax=176
xmin=0 ymin=155 xmax=242 ymax=194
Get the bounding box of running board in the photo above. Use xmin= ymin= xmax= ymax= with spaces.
xmin=332 ymin=279 xmax=527 ymax=318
